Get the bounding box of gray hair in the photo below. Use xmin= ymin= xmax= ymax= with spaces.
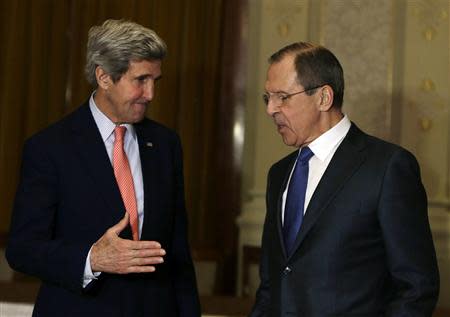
xmin=85 ymin=19 xmax=167 ymax=87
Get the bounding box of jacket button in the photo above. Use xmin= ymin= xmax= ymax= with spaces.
xmin=283 ymin=266 xmax=292 ymax=275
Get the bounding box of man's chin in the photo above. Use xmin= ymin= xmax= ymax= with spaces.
xmin=131 ymin=111 xmax=146 ymax=123
xmin=281 ymin=134 xmax=296 ymax=147
xmin=131 ymin=116 xmax=145 ymax=123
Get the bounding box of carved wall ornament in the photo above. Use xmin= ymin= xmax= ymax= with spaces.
xmin=407 ymin=79 xmax=448 ymax=132
xmin=412 ymin=0 xmax=448 ymax=41
xmin=264 ymin=0 xmax=304 ymax=38
xmin=419 ymin=117 xmax=432 ymax=131
xmin=421 ymin=78 xmax=436 ymax=92
xmin=277 ymin=22 xmax=291 ymax=37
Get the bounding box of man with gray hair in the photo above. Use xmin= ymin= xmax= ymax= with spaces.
xmin=7 ymin=19 xmax=200 ymax=316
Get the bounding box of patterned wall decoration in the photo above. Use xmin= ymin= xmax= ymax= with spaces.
xmin=412 ymin=0 xmax=448 ymax=41
xmin=263 ymin=0 xmax=304 ymax=38
xmin=320 ymin=0 xmax=393 ymax=140
xmin=399 ymin=0 xmax=450 ymax=307
xmin=408 ymin=0 xmax=449 ymax=133
xmin=408 ymin=78 xmax=448 ymax=132
xmin=399 ymin=0 xmax=449 ymax=201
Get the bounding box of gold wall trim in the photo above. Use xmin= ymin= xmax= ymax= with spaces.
xmin=429 ymin=199 xmax=450 ymax=209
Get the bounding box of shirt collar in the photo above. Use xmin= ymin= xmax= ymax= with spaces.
xmin=308 ymin=114 xmax=351 ymax=162
xmin=89 ymin=92 xmax=137 ymax=143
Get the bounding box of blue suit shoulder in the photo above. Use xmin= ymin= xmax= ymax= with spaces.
xmin=361 ymin=128 xmax=421 ymax=172
xmin=21 ymin=106 xmax=82 ymax=152
xmin=134 ymin=117 xmax=181 ymax=144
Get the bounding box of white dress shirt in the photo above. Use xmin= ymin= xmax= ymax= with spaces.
xmin=281 ymin=115 xmax=351 ymax=224
xmin=83 ymin=93 xmax=145 ymax=287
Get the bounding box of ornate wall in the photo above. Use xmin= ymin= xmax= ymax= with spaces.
xmin=399 ymin=0 xmax=450 ymax=306
xmin=321 ymin=0 xmax=394 ymax=139
xmin=238 ymin=0 xmax=450 ymax=307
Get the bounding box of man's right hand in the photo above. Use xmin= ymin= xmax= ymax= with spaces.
xmin=90 ymin=213 xmax=165 ymax=274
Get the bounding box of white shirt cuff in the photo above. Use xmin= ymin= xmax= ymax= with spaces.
xmin=82 ymin=246 xmax=101 ymax=288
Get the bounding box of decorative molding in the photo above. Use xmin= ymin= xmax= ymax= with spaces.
xmin=407 ymin=78 xmax=449 ymax=133
xmin=236 ymin=192 xmax=266 ymax=295
xmin=237 ymin=193 xmax=266 ymax=244
xmin=421 ymin=78 xmax=436 ymax=92
xmin=263 ymin=0 xmax=304 ymax=38
xmin=429 ymin=199 xmax=450 ymax=209
xmin=412 ymin=0 xmax=448 ymax=41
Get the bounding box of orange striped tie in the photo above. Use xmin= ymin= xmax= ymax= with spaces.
xmin=113 ymin=126 xmax=139 ymax=240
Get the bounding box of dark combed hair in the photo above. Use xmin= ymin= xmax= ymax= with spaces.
xmin=269 ymin=42 xmax=344 ymax=108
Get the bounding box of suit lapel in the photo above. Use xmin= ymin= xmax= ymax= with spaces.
xmin=288 ymin=124 xmax=367 ymax=259
xmin=134 ymin=121 xmax=157 ymax=240
xmin=70 ymin=104 xmax=125 ymax=220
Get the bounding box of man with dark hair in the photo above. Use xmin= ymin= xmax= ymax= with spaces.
xmin=7 ymin=19 xmax=200 ymax=316
xmin=250 ymin=42 xmax=439 ymax=316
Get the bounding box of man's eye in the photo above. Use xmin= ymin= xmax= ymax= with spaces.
xmin=137 ymin=77 xmax=148 ymax=83
xmin=280 ymin=95 xmax=289 ymax=101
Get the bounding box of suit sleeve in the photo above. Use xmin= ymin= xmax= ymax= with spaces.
xmin=170 ymin=134 xmax=201 ymax=316
xmin=249 ymin=167 xmax=274 ymax=317
xmin=378 ymin=149 xmax=439 ymax=316
xmin=6 ymin=138 xmax=91 ymax=293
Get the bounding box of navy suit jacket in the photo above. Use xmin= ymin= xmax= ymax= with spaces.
xmin=250 ymin=124 xmax=439 ymax=317
xmin=6 ymin=103 xmax=201 ymax=316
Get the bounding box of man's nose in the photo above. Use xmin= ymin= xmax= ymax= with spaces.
xmin=143 ymin=80 xmax=155 ymax=100
xmin=266 ymin=98 xmax=278 ymax=116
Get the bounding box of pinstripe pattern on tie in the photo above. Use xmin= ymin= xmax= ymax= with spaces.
xmin=113 ymin=126 xmax=139 ymax=240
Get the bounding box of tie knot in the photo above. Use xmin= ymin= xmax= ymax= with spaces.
xmin=114 ymin=126 xmax=126 ymax=142
xmin=298 ymin=146 xmax=314 ymax=164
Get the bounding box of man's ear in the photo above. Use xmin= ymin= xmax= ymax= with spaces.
xmin=95 ymin=66 xmax=111 ymax=90
xmin=318 ymin=85 xmax=334 ymax=111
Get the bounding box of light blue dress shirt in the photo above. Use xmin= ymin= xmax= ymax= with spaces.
xmin=82 ymin=93 xmax=145 ymax=287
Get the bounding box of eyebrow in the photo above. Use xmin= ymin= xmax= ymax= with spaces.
xmin=264 ymin=89 xmax=289 ymax=94
xmin=135 ymin=74 xmax=163 ymax=81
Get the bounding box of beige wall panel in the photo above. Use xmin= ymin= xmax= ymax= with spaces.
xmin=399 ymin=0 xmax=450 ymax=308
xmin=400 ymin=1 xmax=449 ymax=200
xmin=321 ymin=0 xmax=394 ymax=139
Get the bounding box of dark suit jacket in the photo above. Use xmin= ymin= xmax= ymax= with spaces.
xmin=250 ymin=124 xmax=439 ymax=317
xmin=6 ymin=103 xmax=201 ymax=317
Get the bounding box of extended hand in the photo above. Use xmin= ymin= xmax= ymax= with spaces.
xmin=90 ymin=213 xmax=165 ymax=274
